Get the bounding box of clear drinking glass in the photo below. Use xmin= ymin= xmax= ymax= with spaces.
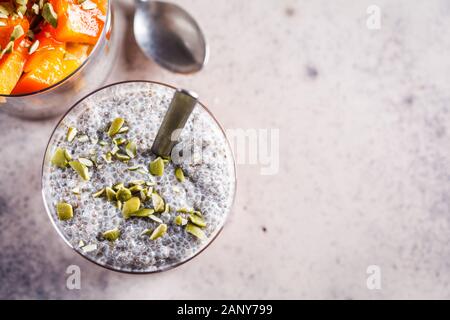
xmin=41 ymin=81 xmax=237 ymax=273
xmin=0 ymin=0 xmax=119 ymax=119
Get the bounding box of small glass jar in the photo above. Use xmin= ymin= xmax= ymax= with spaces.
xmin=0 ymin=0 xmax=119 ymax=119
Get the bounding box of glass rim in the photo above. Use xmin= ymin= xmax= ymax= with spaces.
xmin=0 ymin=0 xmax=112 ymax=98
xmin=41 ymin=80 xmax=238 ymax=275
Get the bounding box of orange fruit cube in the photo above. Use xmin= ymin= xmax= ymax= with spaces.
xmin=47 ymin=0 xmax=106 ymax=45
xmin=0 ymin=40 xmax=29 ymax=95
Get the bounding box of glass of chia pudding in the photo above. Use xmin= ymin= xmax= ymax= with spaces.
xmin=41 ymin=81 xmax=236 ymax=273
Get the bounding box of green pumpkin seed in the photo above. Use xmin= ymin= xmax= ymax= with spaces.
xmin=174 ymin=215 xmax=187 ymax=226
xmin=81 ymin=243 xmax=97 ymax=253
xmin=0 ymin=4 xmax=10 ymax=16
xmin=108 ymin=118 xmax=125 ymax=137
xmin=113 ymin=137 xmax=127 ymax=146
xmin=186 ymin=223 xmax=206 ymax=240
xmin=105 ymin=187 xmax=116 ymax=201
xmin=175 ymin=167 xmax=185 ymax=182
xmin=102 ymin=152 xmax=113 ymax=163
xmin=188 ymin=214 xmax=206 ymax=228
xmin=64 ymin=149 xmax=72 ymax=161
xmin=117 ymin=126 xmax=129 ymax=134
xmin=149 ymin=224 xmax=167 ymax=240
xmin=164 ymin=203 xmax=170 ymax=213
xmin=66 ymin=127 xmax=77 ymax=142
xmin=51 ymin=148 xmax=68 ymax=168
xmin=139 ymin=189 xmax=148 ymax=202
xmin=162 ymin=156 xmax=171 ymax=163
xmin=116 ymin=188 xmax=132 ymax=202
xmin=31 ymin=3 xmax=39 ymax=15
xmin=149 ymin=215 xmax=163 ymax=224
xmin=141 ymin=228 xmax=153 ymax=237
xmin=92 ymin=188 xmax=105 ymax=198
xmin=122 ymin=197 xmax=141 ymax=219
xmin=90 ymin=155 xmax=98 ymax=167
xmin=42 ymin=2 xmax=58 ymax=28
xmin=69 ymin=161 xmax=90 ymax=181
xmin=110 ymin=145 xmax=120 ymax=155
xmin=149 ymin=157 xmax=164 ymax=176
xmin=137 ymin=169 xmax=150 ymax=176
xmin=152 ymin=192 xmax=165 ymax=213
xmin=129 ymin=180 xmax=145 ymax=186
xmin=78 ymin=157 xmax=93 ymax=167
xmin=113 ymin=183 xmax=124 ymax=191
xmin=125 ymin=141 xmax=137 ymax=158
xmin=1 ymin=41 xmax=13 ymax=57
xmin=10 ymin=24 xmax=24 ymax=41
xmin=4 ymin=40 xmax=13 ymax=54
xmin=129 ymin=208 xmax=154 ymax=218
xmin=17 ymin=5 xmax=27 ymax=16
xmin=174 ymin=215 xmax=183 ymax=225
xmin=16 ymin=1 xmax=27 ymax=8
xmin=128 ymin=165 xmax=141 ymax=171
xmin=115 ymin=153 xmax=131 ymax=162
xmin=56 ymin=202 xmax=73 ymax=221
xmin=102 ymin=228 xmax=120 ymax=241
xmin=192 ymin=210 xmax=203 ymax=217
xmin=77 ymin=135 xmax=89 ymax=143
xmin=129 ymin=185 xmax=143 ymax=193
xmin=116 ymin=200 xmax=122 ymax=210
xmin=72 ymin=187 xmax=81 ymax=195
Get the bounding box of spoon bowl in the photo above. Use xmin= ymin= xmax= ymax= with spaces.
xmin=134 ymin=0 xmax=208 ymax=74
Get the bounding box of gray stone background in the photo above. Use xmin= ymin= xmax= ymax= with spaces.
xmin=1 ymin=0 xmax=450 ymax=299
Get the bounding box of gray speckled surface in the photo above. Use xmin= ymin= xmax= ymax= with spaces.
xmin=2 ymin=0 xmax=450 ymax=299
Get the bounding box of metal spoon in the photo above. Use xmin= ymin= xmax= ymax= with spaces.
xmin=134 ymin=0 xmax=208 ymax=74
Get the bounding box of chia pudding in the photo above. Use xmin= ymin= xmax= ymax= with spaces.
xmin=41 ymin=81 xmax=236 ymax=273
